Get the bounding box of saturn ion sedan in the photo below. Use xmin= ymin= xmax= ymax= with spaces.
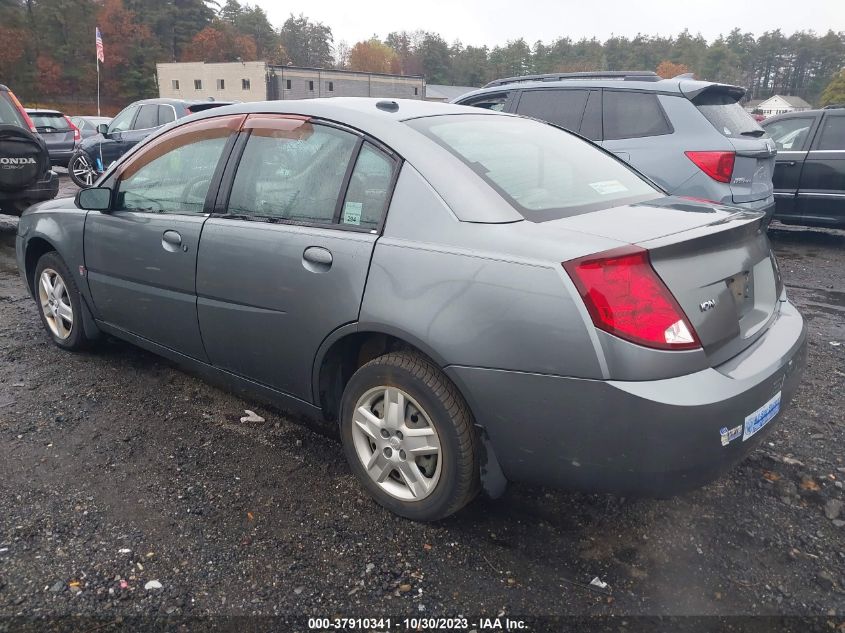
xmin=15 ymin=98 xmax=806 ymax=521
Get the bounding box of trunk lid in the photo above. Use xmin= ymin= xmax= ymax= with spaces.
xmin=556 ymin=197 xmax=781 ymax=364
xmin=689 ymin=85 xmax=776 ymax=204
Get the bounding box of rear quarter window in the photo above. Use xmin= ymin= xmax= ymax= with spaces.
xmin=693 ymin=91 xmax=765 ymax=138
xmin=603 ymin=91 xmax=672 ymax=140
xmin=0 ymin=93 xmax=26 ymax=128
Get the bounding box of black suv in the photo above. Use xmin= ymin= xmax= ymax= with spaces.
xmin=762 ymin=106 xmax=845 ymax=228
xmin=0 ymin=84 xmax=59 ymax=215
xmin=68 ymin=97 xmax=233 ymax=187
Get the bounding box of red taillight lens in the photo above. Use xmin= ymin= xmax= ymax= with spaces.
xmin=685 ymin=151 xmax=735 ymax=183
xmin=65 ymin=116 xmax=81 ymax=142
xmin=7 ymin=89 xmax=37 ymax=133
xmin=563 ymin=246 xmax=701 ymax=351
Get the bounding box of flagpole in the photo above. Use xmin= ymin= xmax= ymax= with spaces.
xmin=96 ymin=57 xmax=101 ymax=117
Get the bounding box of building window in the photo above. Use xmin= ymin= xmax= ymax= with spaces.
xmin=309 ymin=80 xmax=314 ymax=91
xmin=216 ymin=79 xmax=225 ymax=90
xmin=328 ymin=81 xmax=334 ymax=92
xmin=194 ymin=79 xmax=202 ymax=90
xmin=242 ymin=78 xmax=250 ymax=90
xmin=286 ymin=79 xmax=291 ymax=90
xmin=414 ymin=87 xmax=418 ymax=96
xmin=172 ymin=79 xmax=180 ymax=90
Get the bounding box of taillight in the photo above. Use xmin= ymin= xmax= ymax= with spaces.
xmin=7 ymin=89 xmax=37 ymax=133
xmin=685 ymin=151 xmax=735 ymax=183
xmin=65 ymin=116 xmax=81 ymax=142
xmin=563 ymin=246 xmax=700 ymax=351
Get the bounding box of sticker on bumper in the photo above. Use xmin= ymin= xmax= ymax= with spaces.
xmin=720 ymin=425 xmax=743 ymax=446
xmin=743 ymin=391 xmax=782 ymax=442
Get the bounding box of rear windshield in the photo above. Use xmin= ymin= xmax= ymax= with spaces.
xmin=693 ymin=91 xmax=765 ymax=138
xmin=29 ymin=113 xmax=70 ymax=131
xmin=0 ymin=93 xmax=27 ymax=128
xmin=406 ymin=114 xmax=661 ymax=222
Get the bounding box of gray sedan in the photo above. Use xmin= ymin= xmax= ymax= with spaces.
xmin=15 ymin=98 xmax=806 ymax=521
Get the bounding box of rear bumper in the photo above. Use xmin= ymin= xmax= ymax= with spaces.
xmin=733 ymin=195 xmax=775 ymax=225
xmin=447 ymin=299 xmax=806 ymax=496
xmin=48 ymin=149 xmax=74 ymax=166
xmin=0 ymin=170 xmax=59 ymax=206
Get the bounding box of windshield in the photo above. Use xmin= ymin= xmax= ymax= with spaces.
xmin=406 ymin=114 xmax=661 ymax=221
xmin=29 ymin=113 xmax=70 ymax=131
xmin=693 ymin=91 xmax=765 ymax=138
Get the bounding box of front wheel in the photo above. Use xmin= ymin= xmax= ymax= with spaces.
xmin=68 ymin=151 xmax=96 ymax=188
xmin=340 ymin=351 xmax=479 ymax=521
xmin=34 ymin=252 xmax=90 ymax=350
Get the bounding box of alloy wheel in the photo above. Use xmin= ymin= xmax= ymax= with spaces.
xmin=70 ymin=154 xmax=95 ymax=187
xmin=351 ymin=386 xmax=442 ymax=501
xmin=38 ymin=268 xmax=73 ymax=339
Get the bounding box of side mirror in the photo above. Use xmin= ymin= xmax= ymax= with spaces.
xmin=75 ymin=186 xmax=112 ymax=211
xmin=97 ymin=123 xmax=110 ymax=136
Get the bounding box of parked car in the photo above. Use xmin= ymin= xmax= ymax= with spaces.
xmin=16 ymin=99 xmax=806 ymax=521
xmin=67 ymin=98 xmax=233 ymax=188
xmin=70 ymin=115 xmax=112 ymax=140
xmin=25 ymin=108 xmax=80 ymax=167
xmin=762 ymin=106 xmax=845 ymax=228
xmin=0 ymin=84 xmax=59 ymax=215
xmin=454 ymin=71 xmax=777 ymax=223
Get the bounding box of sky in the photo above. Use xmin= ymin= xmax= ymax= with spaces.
xmin=258 ymin=0 xmax=844 ymax=47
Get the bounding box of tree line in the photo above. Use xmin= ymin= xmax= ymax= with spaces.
xmin=1 ymin=0 xmax=843 ymax=110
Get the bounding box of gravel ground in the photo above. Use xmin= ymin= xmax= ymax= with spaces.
xmin=0 ymin=174 xmax=843 ymax=626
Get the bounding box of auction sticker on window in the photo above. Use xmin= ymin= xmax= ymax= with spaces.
xmin=588 ymin=180 xmax=629 ymax=195
xmin=743 ymin=391 xmax=781 ymax=441
xmin=343 ymin=201 xmax=363 ymax=226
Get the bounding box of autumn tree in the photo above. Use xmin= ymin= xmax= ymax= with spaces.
xmin=348 ymin=39 xmax=399 ymax=74
xmin=820 ymin=69 xmax=845 ymax=106
xmin=98 ymin=0 xmax=161 ymax=101
xmin=181 ymin=21 xmax=258 ymax=62
xmin=656 ymin=60 xmax=692 ymax=78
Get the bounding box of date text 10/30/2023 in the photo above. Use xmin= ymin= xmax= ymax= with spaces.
xmin=307 ymin=617 xmax=528 ymax=630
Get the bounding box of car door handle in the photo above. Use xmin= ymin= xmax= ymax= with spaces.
xmin=302 ymin=246 xmax=332 ymax=272
xmin=162 ymin=230 xmax=186 ymax=252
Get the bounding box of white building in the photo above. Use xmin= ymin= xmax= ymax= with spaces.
xmin=744 ymin=95 xmax=812 ymax=117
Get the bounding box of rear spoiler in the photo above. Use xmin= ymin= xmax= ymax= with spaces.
xmin=680 ymin=81 xmax=745 ymax=102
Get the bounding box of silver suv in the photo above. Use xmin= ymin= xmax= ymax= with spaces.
xmin=455 ymin=71 xmax=777 ymax=222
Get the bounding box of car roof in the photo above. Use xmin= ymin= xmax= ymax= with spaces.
xmin=455 ymin=75 xmax=744 ymax=102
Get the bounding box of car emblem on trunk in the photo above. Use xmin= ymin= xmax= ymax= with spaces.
xmin=699 ymin=299 xmax=717 ymax=312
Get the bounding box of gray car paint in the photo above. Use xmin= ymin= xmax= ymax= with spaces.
xmin=16 ymin=98 xmax=806 ymax=496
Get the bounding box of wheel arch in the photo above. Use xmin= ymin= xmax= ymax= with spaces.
xmin=23 ymin=236 xmax=58 ymax=296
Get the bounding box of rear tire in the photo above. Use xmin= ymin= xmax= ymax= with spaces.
xmin=68 ymin=151 xmax=96 ymax=188
xmin=340 ymin=351 xmax=479 ymax=521
xmin=33 ymin=252 xmax=90 ymax=351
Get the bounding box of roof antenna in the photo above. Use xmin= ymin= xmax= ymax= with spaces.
xmin=376 ymin=100 xmax=399 ymax=112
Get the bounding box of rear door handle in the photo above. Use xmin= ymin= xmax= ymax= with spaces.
xmin=162 ymin=230 xmax=185 ymax=252
xmin=302 ymin=246 xmax=332 ymax=272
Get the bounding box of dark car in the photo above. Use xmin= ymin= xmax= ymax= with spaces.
xmin=67 ymin=98 xmax=233 ymax=187
xmin=455 ymin=71 xmax=777 ymax=223
xmin=16 ymin=98 xmax=805 ymax=521
xmin=0 ymin=84 xmax=59 ymax=215
xmin=70 ymin=115 xmax=112 ymax=140
xmin=26 ymin=108 xmax=80 ymax=167
xmin=762 ymin=106 xmax=845 ymax=228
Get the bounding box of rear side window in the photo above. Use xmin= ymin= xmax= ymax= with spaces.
xmin=227 ymin=121 xmax=359 ymax=225
xmin=341 ymin=143 xmax=396 ymax=230
xmin=29 ymin=113 xmax=70 ymax=131
xmin=407 ymin=114 xmax=661 ymax=222
xmin=133 ymin=104 xmax=159 ymax=130
xmin=764 ymin=117 xmax=815 ymax=151
xmin=460 ymin=92 xmax=510 ymax=111
xmin=693 ymin=91 xmax=764 ymax=138
xmin=816 ymin=116 xmax=845 ymax=151
xmin=158 ymin=106 xmax=176 ymax=125
xmin=0 ymin=93 xmax=27 ymax=128
xmin=603 ymin=91 xmax=672 ymax=140
xmin=516 ymin=89 xmax=589 ymax=132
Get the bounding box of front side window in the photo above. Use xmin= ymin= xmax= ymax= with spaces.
xmin=603 ymin=91 xmax=672 ymax=140
xmin=407 ymin=114 xmax=661 ymax=222
xmin=115 ymin=120 xmax=234 ymax=214
xmin=108 ymin=105 xmax=138 ymax=133
xmin=133 ymin=104 xmax=159 ymax=130
xmin=227 ymin=120 xmax=358 ymax=224
xmin=461 ymin=92 xmax=510 ymax=112
xmin=764 ymin=117 xmax=814 ymax=150
xmin=816 ymin=115 xmax=845 ymax=151
xmin=340 ymin=143 xmax=396 ymax=230
xmin=516 ymin=89 xmax=589 ymax=132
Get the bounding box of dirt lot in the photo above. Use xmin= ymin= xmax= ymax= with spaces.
xmin=0 ymin=173 xmax=843 ymax=627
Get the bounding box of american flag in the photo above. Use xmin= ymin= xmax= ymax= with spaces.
xmin=95 ymin=27 xmax=104 ymax=63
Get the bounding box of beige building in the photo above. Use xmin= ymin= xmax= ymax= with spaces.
xmin=156 ymin=62 xmax=425 ymax=103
